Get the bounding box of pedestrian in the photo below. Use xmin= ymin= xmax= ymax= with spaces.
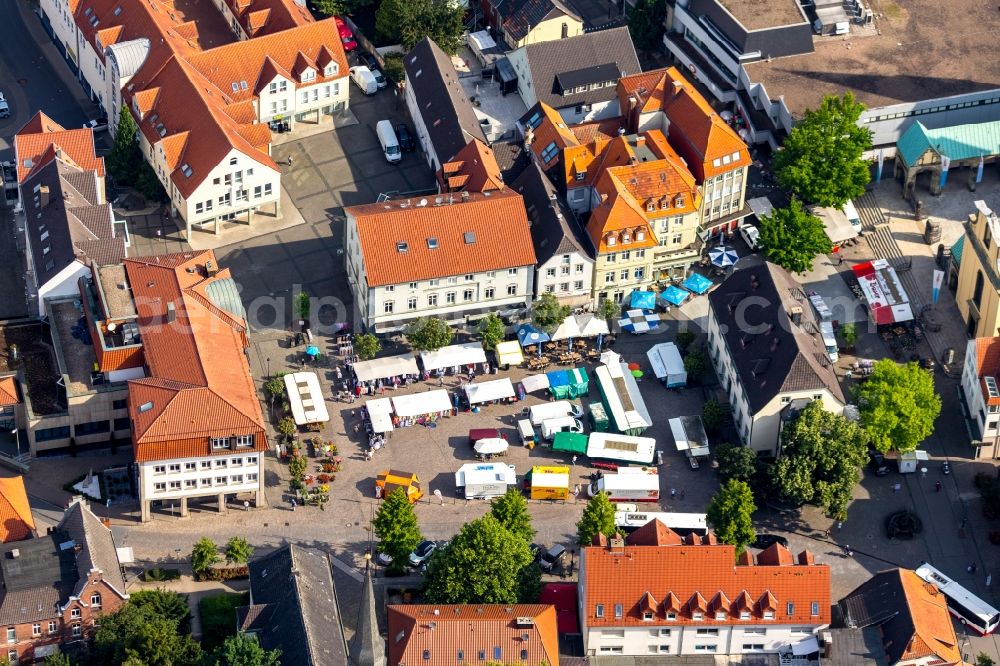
xmin=439 ymin=376 xmax=444 ymax=387
xmin=287 ymin=156 xmax=294 ymax=166
xmin=351 ymin=409 xmax=357 ymax=419
xmin=243 ymin=500 xmax=250 ymax=512
xmin=290 ymin=498 xmax=297 ymax=511
xmin=572 ymin=455 xmax=578 ymax=467
xmin=670 ymin=488 xmax=676 ymax=499
xmin=824 ymin=529 xmax=831 ymax=539
xmin=353 ymin=423 xmax=360 ymax=434
xmin=935 ymin=480 xmax=942 ymax=492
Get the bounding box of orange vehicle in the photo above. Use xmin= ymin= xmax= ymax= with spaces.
xmin=375 ymin=470 xmax=423 ymax=503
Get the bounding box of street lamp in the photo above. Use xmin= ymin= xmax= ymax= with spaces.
xmin=266 ymin=357 xmax=271 ymax=378
xmin=10 ymin=428 xmax=19 ymax=458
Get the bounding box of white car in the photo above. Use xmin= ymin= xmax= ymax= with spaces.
xmin=740 ymin=223 xmax=760 ymax=251
xmin=83 ymin=118 xmax=109 ymax=132
xmin=0 ymin=92 xmax=9 ymax=119
xmin=371 ymin=68 xmax=388 ymax=89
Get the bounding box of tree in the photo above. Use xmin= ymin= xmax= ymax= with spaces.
xmin=129 ymin=589 xmax=192 ymax=634
xmin=353 ymin=333 xmax=381 ymax=360
xmin=490 ymin=488 xmax=535 ymax=542
xmin=772 ymin=91 xmax=872 ymax=207
xmin=376 ymin=0 xmax=466 ymax=54
xmin=43 ymin=653 xmax=73 ymax=666
xmin=532 ymin=293 xmax=571 ymax=334
xmin=109 ymin=107 xmax=139 ymax=180
xmin=373 ymin=488 xmax=423 ymax=574
xmin=295 ymin=291 xmax=311 ymax=321
xmin=311 ymin=0 xmax=344 ymax=16
xmin=225 ymin=537 xmax=254 ymax=565
xmin=577 ymin=492 xmax=617 ymax=545
xmin=627 ymin=0 xmax=666 ymax=53
xmin=404 ymin=317 xmax=454 ymax=352
xmin=423 ymin=515 xmax=535 ymax=604
xmin=683 ymin=348 xmax=706 ymax=380
xmin=858 ymin=360 xmax=940 ymax=453
xmin=277 ymin=416 xmax=297 ymax=441
xmin=977 ymin=654 xmax=996 ymax=666
xmin=757 ymin=198 xmax=832 ymax=274
xmin=264 ymin=372 xmax=287 ymax=396
xmin=715 ymin=442 xmax=757 ymax=485
xmin=191 ymin=537 xmax=220 ymax=576
xmin=707 ymin=479 xmax=756 ymax=553
xmin=93 ymin=603 xmax=203 ymax=666
xmin=477 ymin=313 xmax=506 ymax=351
xmin=596 ymin=298 xmax=619 ymax=323
xmin=382 ymin=53 xmax=406 ymax=85
xmin=840 ymin=322 xmax=858 ymax=349
xmin=702 ymin=399 xmax=728 ymax=432
xmin=769 ymin=400 xmax=868 ymax=517
xmin=210 ymin=633 xmax=281 ymax=666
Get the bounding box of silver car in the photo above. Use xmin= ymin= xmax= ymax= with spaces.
xmin=0 ymin=93 xmax=10 ymax=119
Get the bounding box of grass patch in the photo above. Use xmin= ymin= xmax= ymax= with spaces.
xmin=198 ymin=592 xmax=249 ymax=653
xmin=142 ymin=567 xmax=181 ymax=582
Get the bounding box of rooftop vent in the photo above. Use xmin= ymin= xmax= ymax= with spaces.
xmin=790 ymin=306 xmax=803 ymax=325
xmin=464 ymin=231 xmax=476 ymax=244
xmin=515 ymin=617 xmax=534 ymax=627
xmin=9 ymin=549 xmax=19 ymax=559
xmin=396 ymin=241 xmax=409 ymax=253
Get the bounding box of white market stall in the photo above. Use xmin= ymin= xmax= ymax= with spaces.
xmin=595 ymin=362 xmax=652 ymax=436
xmin=809 ymin=204 xmax=859 ymax=245
xmin=646 ymin=343 xmax=687 ymax=388
xmin=473 ymin=438 xmax=509 ymax=455
xmin=420 ymin=343 xmax=488 ymax=373
xmin=283 ymin=372 xmax=330 ymax=425
xmin=851 ymin=259 xmax=914 ymax=325
xmin=669 ymin=416 xmax=710 ymax=460
xmin=352 ymin=354 xmax=419 ymax=383
xmin=520 ymin=374 xmax=550 ymax=394
xmin=365 ymin=397 xmax=395 ymax=433
xmin=495 ymin=340 xmax=524 ymax=367
xmin=586 ymin=432 xmax=656 ymax=465
xmin=465 ymin=378 xmax=516 ymax=406
xmin=390 ymin=389 xmax=453 ymax=426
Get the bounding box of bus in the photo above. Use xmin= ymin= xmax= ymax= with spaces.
xmin=914 ymin=562 xmax=1000 ymax=635
xmin=614 ymin=511 xmax=708 ymax=536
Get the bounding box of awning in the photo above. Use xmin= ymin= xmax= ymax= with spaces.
xmin=391 ymin=389 xmax=453 ymax=417
xmin=474 ymin=438 xmax=509 ymax=454
xmin=852 ymin=259 xmax=914 ymax=324
xmin=366 ymin=397 xmax=395 ymax=433
xmin=577 ymin=314 xmax=609 ymax=337
xmin=747 ymin=196 xmax=774 ymax=220
xmin=810 ymin=204 xmax=859 ymax=244
xmin=669 ymin=416 xmax=710 ymax=457
xmin=284 ymin=372 xmax=330 ymax=425
xmin=791 ymin=636 xmax=820 ymax=656
xmin=629 ymin=290 xmax=657 ymax=310
xmin=546 ymin=367 xmax=589 ymax=399
xmin=420 ymin=343 xmax=487 ymax=372
xmin=619 ymin=310 xmax=661 ymax=334
xmin=551 ymin=316 xmax=583 ymax=341
xmin=520 ymin=374 xmax=550 ymax=393
xmin=661 ymin=285 xmax=688 ymax=306
xmin=465 ymin=378 xmax=516 ymax=404
xmin=516 ymin=324 xmax=550 ymax=347
xmin=552 ymin=432 xmax=588 ymax=455
xmin=682 ymin=273 xmax=713 ymax=294
xmin=495 ymin=340 xmax=524 ymax=366
xmin=352 ymin=354 xmax=419 ymax=383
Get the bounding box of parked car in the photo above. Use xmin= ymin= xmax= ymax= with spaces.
xmin=568 ymin=403 xmax=585 ymax=418
xmin=334 ymin=17 xmax=357 ymax=52
xmin=349 ymin=66 xmax=378 ymax=95
xmin=357 ymin=50 xmax=378 ymax=71
xmin=83 ymin=117 xmax=109 ymax=132
xmin=868 ymin=444 xmax=889 ymax=476
xmin=408 ymin=540 xmax=438 ymax=567
xmin=740 ymin=223 xmax=760 ymax=251
xmin=375 ymin=551 xmax=393 ymax=566
xmin=397 ymin=123 xmax=415 ymax=152
xmin=752 ymin=533 xmax=788 ymax=550
xmin=539 ymin=544 xmax=567 ymax=572
xmin=0 ymin=92 xmax=9 ymax=119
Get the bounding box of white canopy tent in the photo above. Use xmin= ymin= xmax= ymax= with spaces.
xmin=420 ymin=343 xmax=487 ymax=372
xmin=647 ymin=343 xmax=687 ymax=388
xmin=366 ymin=397 xmax=395 ymax=433
xmin=550 ymin=317 xmax=583 ymax=341
xmin=284 ymin=372 xmax=330 ymax=425
xmin=495 ymin=340 xmax=524 ymax=367
xmin=465 ymin=378 xmax=515 ymax=405
xmin=669 ymin=416 xmax=710 ymax=458
xmin=520 ymin=374 xmax=550 ymax=393
xmin=391 ymin=389 xmax=453 ymax=418
xmin=352 ymin=354 xmax=419 ymax=383
xmin=551 ymin=314 xmax=610 ymax=340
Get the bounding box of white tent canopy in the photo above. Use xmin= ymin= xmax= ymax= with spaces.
xmin=420 ymin=343 xmax=487 ymax=372
xmin=520 ymin=374 xmax=550 ymax=393
xmin=647 ymin=343 xmax=687 ymax=387
xmin=391 ymin=389 xmax=453 ymax=418
xmin=809 ymin=204 xmax=859 ymax=244
xmin=551 ymin=314 xmax=610 ymax=340
xmin=550 ymin=317 xmax=583 ymax=341
xmin=473 ymin=438 xmax=509 ymax=454
xmin=669 ymin=416 xmax=710 ymax=457
xmin=465 ymin=378 xmax=515 ymax=405
xmin=352 ymin=354 xmax=419 ymax=383
xmin=495 ymin=340 xmax=524 ymax=366
xmin=366 ymin=397 xmax=395 ymax=433
xmin=284 ymin=372 xmax=330 ymax=425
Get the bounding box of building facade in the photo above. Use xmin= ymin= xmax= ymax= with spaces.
xmin=479 ymin=0 xmax=583 ymax=49
xmin=955 ymin=201 xmax=1000 ymax=339
xmin=345 ymin=192 xmax=537 ymax=332
xmin=960 ymin=336 xmax=1000 ymax=460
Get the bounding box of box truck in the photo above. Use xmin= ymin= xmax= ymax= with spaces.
xmin=454 ymin=463 xmax=516 ymax=500
xmin=524 ymin=465 xmax=570 ymax=500
xmin=541 ymin=416 xmax=583 ymax=440
xmin=528 ymin=400 xmax=581 ymax=425
xmin=588 ymin=467 xmax=659 ymax=502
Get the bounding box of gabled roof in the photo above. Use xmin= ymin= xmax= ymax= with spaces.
xmin=707 ymin=263 xmax=845 ymax=414
xmin=974 ymin=336 xmax=1000 ymax=406
xmin=0 ymin=477 xmax=34 ymax=543
xmin=349 ymin=565 xmax=385 ymax=666
xmin=500 ymin=0 xmax=582 ymax=42
xmin=59 ymin=500 xmax=127 ymax=599
xmin=14 ymin=112 xmax=105 ymax=183
xmin=347 ymin=190 xmax=537 ymax=288
xmin=625 ymin=518 xmax=684 ymax=546
xmin=897 ymin=119 xmax=1000 ymax=167
xmin=242 ymin=545 xmax=348 ymax=666
xmin=125 ymin=251 xmax=265 ymax=461
xmin=221 ymin=0 xmax=313 ymax=37
xmin=840 ymin=569 xmax=960 ymax=665
xmin=521 ymin=27 xmax=639 ymax=110
xmin=387 ymin=605 xmax=559 ymax=666
xmin=522 ymin=101 xmax=581 ymax=169
xmin=438 ymin=140 xmax=505 ymax=193
xmin=404 ymin=38 xmax=487 ymax=167
xmin=0 ymin=377 xmax=19 ymax=407
xmin=511 ymin=161 xmax=592 ymax=266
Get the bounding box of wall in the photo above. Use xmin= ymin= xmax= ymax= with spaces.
xmin=701 ymin=165 xmax=747 ymax=224
xmin=37 ymin=263 xmax=92 ymax=317
xmin=511 ymin=14 xmax=584 ymax=49
xmin=592 ymin=249 xmax=654 ymax=304
xmin=583 ymin=623 xmax=820 ymax=656
xmin=537 ymin=251 xmax=594 ymax=306
xmin=507 ymin=48 xmax=537 ymax=112
xmin=955 ymin=213 xmax=1000 ymax=339
xmin=138 ymin=451 xmax=263 ymax=504
xmin=404 ymin=81 xmax=441 ymax=170
xmin=27 ymin=386 xmax=131 ymax=454
xmin=556 ymin=99 xmax=620 ymax=125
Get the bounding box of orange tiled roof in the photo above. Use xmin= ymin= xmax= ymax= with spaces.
xmin=0 ymin=377 xmax=18 ymax=407
xmin=13 ymin=113 xmax=105 ymax=184
xmin=524 ymin=102 xmax=580 ymax=168
xmin=438 ymin=139 xmax=505 ymax=194
xmin=582 ymin=528 xmax=830 ymax=628
xmin=222 ymin=0 xmax=313 ymax=37
xmin=0 ymin=477 xmax=35 ymax=543
xmin=572 ymin=117 xmax=626 ymax=144
xmin=125 ymin=251 xmax=265 ymax=462
xmin=898 ymin=571 xmax=960 ymax=663
xmin=975 ymin=336 xmax=1000 ymax=406
xmin=348 ymin=191 xmax=537 ymax=288
xmin=388 ymin=605 xmax=559 ymax=666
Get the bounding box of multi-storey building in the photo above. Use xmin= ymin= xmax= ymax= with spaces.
xmin=0 ymin=498 xmax=128 ymax=663
xmin=960 ymin=336 xmax=1000 ymax=460
xmin=579 ymin=521 xmax=830 ymax=657
xmin=705 ymin=263 xmax=845 ymax=454
xmin=955 ymin=201 xmax=1000 ymax=339
xmin=478 ymin=0 xmax=583 ymax=49
xmin=345 ymin=191 xmax=537 ymax=332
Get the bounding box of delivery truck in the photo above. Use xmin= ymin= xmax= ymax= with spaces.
xmin=524 ymin=465 xmax=570 ymax=500
xmin=528 ymin=400 xmax=580 ymax=425
xmin=454 ymin=463 xmax=516 ymax=500
xmin=588 ymin=467 xmax=660 ymax=502
xmin=541 ymin=416 xmax=583 ymax=440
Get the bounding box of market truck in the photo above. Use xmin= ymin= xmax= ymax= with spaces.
xmin=455 ymin=463 xmax=517 ymax=500
xmin=524 ymin=465 xmax=570 ymax=500
xmin=528 ymin=401 xmax=578 ymax=425
xmin=588 ymin=467 xmax=660 ymax=502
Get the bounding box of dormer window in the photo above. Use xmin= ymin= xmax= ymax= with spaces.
xmin=692 ymin=612 xmax=703 ymax=621
xmin=675 ymin=195 xmax=685 ymax=207
xmin=666 ymin=612 xmax=677 ymax=621
xmin=763 ymin=611 xmax=774 ymax=620
xmin=324 ymin=63 xmax=338 ymax=76
xmin=646 ymin=200 xmax=655 ymax=212
xmin=715 ymin=612 xmax=726 ymax=620
xmin=660 ymin=198 xmax=669 ymax=210
xmin=575 ymin=170 xmax=586 ymax=181
xmin=642 ymin=612 xmax=654 ymax=621
xmin=636 ymin=230 xmax=645 ymax=241
xmin=621 ymin=233 xmax=630 ymax=244
xmin=606 ymin=234 xmax=616 ymax=247
xmin=740 ymin=611 xmax=750 ymax=620
xmin=302 ymin=69 xmax=316 ymax=82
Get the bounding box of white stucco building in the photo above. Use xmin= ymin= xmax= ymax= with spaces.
xmin=961 ymin=336 xmax=1000 ymax=460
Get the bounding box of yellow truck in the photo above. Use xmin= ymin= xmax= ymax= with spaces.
xmin=524 ymin=465 xmax=570 ymax=501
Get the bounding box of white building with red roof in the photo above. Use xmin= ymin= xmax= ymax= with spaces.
xmin=961 ymin=336 xmax=1000 ymax=459
xmin=579 ymin=522 xmax=831 ymax=657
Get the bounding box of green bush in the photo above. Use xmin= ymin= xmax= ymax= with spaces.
xmin=198 ymin=592 xmax=249 ymax=653
xmin=142 ymin=567 xmax=181 ymax=582
xmin=195 ymin=566 xmax=250 ymax=582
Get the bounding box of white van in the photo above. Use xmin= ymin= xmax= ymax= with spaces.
xmin=375 ymin=120 xmax=402 ymax=164
xmin=740 ymin=223 xmax=760 ymax=251
xmin=541 ymin=416 xmax=583 ymax=441
xmin=350 ymin=66 xmax=378 ymax=95
xmin=528 ymin=400 xmax=580 ymax=426
xmin=455 ymin=463 xmax=516 ymax=500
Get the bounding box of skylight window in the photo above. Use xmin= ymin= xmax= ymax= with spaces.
xmin=427 ymin=238 xmax=438 ymax=249
xmin=181 ymin=164 xmax=193 ymax=177
xmin=396 ymin=241 xmax=408 ymax=253
xmin=139 ymin=401 xmax=154 ymax=413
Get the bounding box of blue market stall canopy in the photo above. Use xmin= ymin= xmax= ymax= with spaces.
xmin=661 ymin=285 xmax=688 ymax=306
xmin=682 ymin=273 xmax=713 ymax=295
xmin=618 ymin=309 xmax=661 ymax=335
xmin=516 ymin=324 xmax=550 ymax=347
xmin=629 ymin=290 xmax=657 ymax=310
xmin=709 ymin=246 xmax=739 ymax=267
xmin=546 ymin=367 xmax=590 ymax=399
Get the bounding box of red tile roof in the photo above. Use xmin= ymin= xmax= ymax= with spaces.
xmin=221 ymin=0 xmax=313 ymax=37
xmin=124 ymin=251 xmax=265 ymax=462
xmin=387 ymin=605 xmax=559 ymax=666
xmin=582 ymin=527 xmax=830 ymax=628
xmin=348 ymin=191 xmax=537 ymax=288
xmin=0 ymin=377 xmax=18 ymax=407
xmin=437 ymin=140 xmax=505 ymax=193
xmin=975 ymin=336 xmax=1000 ymax=406
xmin=897 ymin=570 xmax=960 ymax=663
xmin=13 ymin=113 xmax=105 ymax=184
xmin=539 ymin=583 xmax=579 ymax=634
xmin=0 ymin=477 xmax=35 ymax=543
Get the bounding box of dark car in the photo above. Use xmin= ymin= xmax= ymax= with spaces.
xmin=868 ymin=444 xmax=890 ymax=476
xmin=539 ymin=544 xmax=567 ymax=572
xmin=752 ymin=533 xmax=788 ymax=550
xmin=397 ymin=123 xmax=415 ymax=152
xmin=357 ymin=50 xmax=378 ymax=71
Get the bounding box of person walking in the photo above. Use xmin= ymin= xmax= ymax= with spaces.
xmin=935 ymin=480 xmax=942 ymax=492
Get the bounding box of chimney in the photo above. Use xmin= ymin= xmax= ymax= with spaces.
xmin=10 ymin=549 xmax=19 ymax=559
xmin=524 ymin=125 xmax=534 ymax=146
xmin=39 ymin=185 xmax=50 ymax=208
xmin=166 ymin=301 xmax=176 ymax=323
xmin=789 ymin=306 xmax=803 ymax=325
xmin=610 ymin=536 xmax=626 ymax=553
xmin=633 ymin=135 xmax=646 ymax=148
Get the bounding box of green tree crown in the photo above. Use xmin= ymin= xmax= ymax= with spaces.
xmin=373 ymin=488 xmax=423 ymax=574
xmin=225 ymin=537 xmax=255 ymax=565
xmin=477 ymin=313 xmax=506 ymax=351
xmin=490 ymin=488 xmax=535 ymax=542
xmin=858 ymin=359 xmax=940 ymax=453
xmin=532 ymin=293 xmax=571 ymax=334
xmin=757 ymin=197 xmax=832 ymax=274
xmin=404 ymin=317 xmax=454 ymax=352
xmin=706 ymin=479 xmax=757 ymax=554
xmin=191 ymin=537 xmax=220 ymax=575
xmin=577 ymin=492 xmax=617 ymax=545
